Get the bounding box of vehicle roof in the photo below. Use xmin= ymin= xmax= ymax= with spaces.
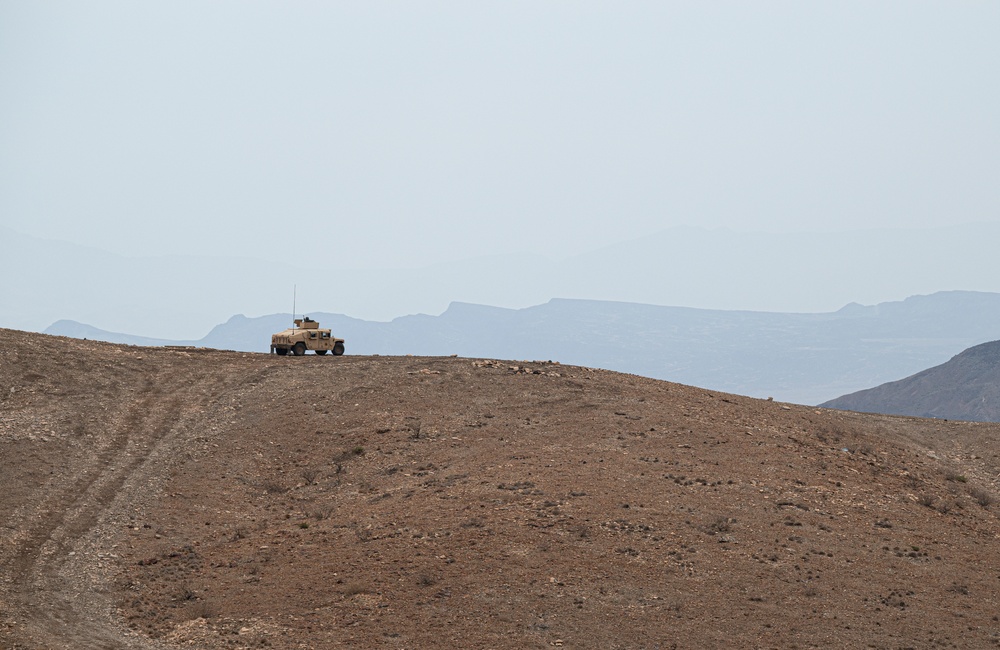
xmin=273 ymin=326 xmax=332 ymax=335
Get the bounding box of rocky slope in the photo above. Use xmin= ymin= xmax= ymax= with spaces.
xmin=2 ymin=328 xmax=1000 ymax=649
xmin=823 ymin=340 xmax=1000 ymax=422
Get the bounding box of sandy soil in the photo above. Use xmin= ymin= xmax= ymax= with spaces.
xmin=2 ymin=328 xmax=1000 ymax=649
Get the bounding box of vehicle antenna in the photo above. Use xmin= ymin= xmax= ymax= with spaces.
xmin=292 ymin=285 xmax=297 ymax=324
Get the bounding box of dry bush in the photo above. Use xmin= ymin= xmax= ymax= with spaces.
xmin=186 ymin=598 xmax=217 ymax=620
xmin=259 ymin=479 xmax=288 ymax=495
xmin=171 ymin=583 xmax=196 ymax=602
xmin=937 ymin=498 xmax=962 ymax=515
xmin=343 ymin=582 xmax=370 ymax=596
xmin=970 ymin=488 xmax=995 ymax=507
xmin=333 ymin=447 xmax=366 ymax=464
xmin=703 ymin=516 xmax=734 ymax=535
xmin=310 ymin=505 xmax=335 ymax=520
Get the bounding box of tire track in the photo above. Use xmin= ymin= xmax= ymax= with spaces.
xmin=1 ymin=359 xmax=253 ymax=649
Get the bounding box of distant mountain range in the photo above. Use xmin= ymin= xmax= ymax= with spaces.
xmin=44 ymin=290 xmax=1000 ymax=406
xmin=821 ymin=340 xmax=1000 ymax=422
xmin=8 ymin=222 xmax=1000 ymax=339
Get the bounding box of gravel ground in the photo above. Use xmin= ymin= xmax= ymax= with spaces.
xmin=2 ymin=328 xmax=1000 ymax=649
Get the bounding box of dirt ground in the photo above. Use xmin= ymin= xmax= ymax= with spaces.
xmin=2 ymin=328 xmax=1000 ymax=649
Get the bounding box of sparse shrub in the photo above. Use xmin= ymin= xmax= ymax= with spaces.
xmin=187 ymin=598 xmax=217 ymax=620
xmin=344 ymin=582 xmax=370 ymax=596
xmin=917 ymin=493 xmax=936 ymax=508
xmin=260 ymin=479 xmax=288 ymax=495
xmin=310 ymin=505 xmax=335 ymax=520
xmin=333 ymin=447 xmax=366 ymax=464
xmin=704 ymin=516 xmax=734 ymax=535
xmin=946 ymin=473 xmax=968 ymax=483
xmin=298 ymin=522 xmax=309 ymax=529
xmin=970 ymin=488 xmax=994 ymax=507
xmin=173 ymin=584 xmax=196 ymax=602
xmin=418 ymin=574 xmax=437 ymax=587
xmin=301 ymin=468 xmax=319 ymax=485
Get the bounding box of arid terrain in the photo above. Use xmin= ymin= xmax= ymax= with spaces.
xmin=2 ymin=328 xmax=1000 ymax=649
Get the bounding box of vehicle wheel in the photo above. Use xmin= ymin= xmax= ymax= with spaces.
xmin=293 ymin=342 xmax=306 ymax=356
xmin=276 ymin=347 xmax=288 ymax=356
xmin=315 ymin=349 xmax=328 ymax=355
xmin=333 ymin=342 xmax=345 ymax=356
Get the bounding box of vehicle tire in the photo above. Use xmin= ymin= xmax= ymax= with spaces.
xmin=333 ymin=342 xmax=345 ymax=356
xmin=276 ymin=347 xmax=288 ymax=356
xmin=315 ymin=349 xmax=328 ymax=355
xmin=293 ymin=342 xmax=306 ymax=356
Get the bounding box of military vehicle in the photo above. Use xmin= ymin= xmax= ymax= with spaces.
xmin=270 ymin=317 xmax=346 ymax=356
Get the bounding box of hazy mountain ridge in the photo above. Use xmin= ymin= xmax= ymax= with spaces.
xmin=8 ymin=222 xmax=1000 ymax=339
xmin=45 ymin=291 xmax=1000 ymax=405
xmin=822 ymin=340 xmax=1000 ymax=422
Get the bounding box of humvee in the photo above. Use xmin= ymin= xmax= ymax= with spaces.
xmin=270 ymin=317 xmax=346 ymax=356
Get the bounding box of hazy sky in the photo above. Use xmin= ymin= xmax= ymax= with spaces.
xmin=2 ymin=2 xmax=999 ymax=271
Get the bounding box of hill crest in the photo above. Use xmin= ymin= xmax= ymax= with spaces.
xmin=3 ymin=328 xmax=1000 ymax=647
xmin=41 ymin=290 xmax=1000 ymax=405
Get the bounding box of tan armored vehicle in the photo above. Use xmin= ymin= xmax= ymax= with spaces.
xmin=270 ymin=317 xmax=345 ymax=356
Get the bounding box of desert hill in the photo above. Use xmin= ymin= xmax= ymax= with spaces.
xmin=2 ymin=328 xmax=1000 ymax=648
xmin=822 ymin=340 xmax=1000 ymax=422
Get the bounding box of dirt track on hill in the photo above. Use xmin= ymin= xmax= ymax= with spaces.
xmin=2 ymin=328 xmax=1000 ymax=649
